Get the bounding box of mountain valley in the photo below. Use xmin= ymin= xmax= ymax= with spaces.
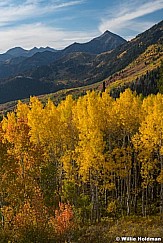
xmin=0 ymin=20 xmax=162 ymax=106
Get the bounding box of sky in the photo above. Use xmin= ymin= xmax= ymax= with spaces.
xmin=0 ymin=0 xmax=163 ymax=53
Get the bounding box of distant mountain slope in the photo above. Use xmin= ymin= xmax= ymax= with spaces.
xmin=0 ymin=76 xmax=64 ymax=105
xmin=0 ymin=47 xmax=57 ymax=64
xmin=0 ymin=30 xmax=125 ymax=81
xmin=0 ymin=21 xmax=162 ymax=104
xmin=62 ymin=30 xmax=126 ymax=54
xmin=5 ymin=46 xmax=57 ymax=57
xmin=85 ymin=20 xmax=163 ymax=83
xmin=30 ymin=20 xmax=162 ymax=86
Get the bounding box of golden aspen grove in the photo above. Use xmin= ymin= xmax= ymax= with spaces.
xmin=0 ymin=89 xmax=163 ymax=242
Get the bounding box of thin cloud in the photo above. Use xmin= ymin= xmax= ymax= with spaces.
xmin=99 ymin=0 xmax=163 ymax=34
xmin=0 ymin=0 xmax=85 ymax=26
xmin=0 ymin=23 xmax=97 ymax=53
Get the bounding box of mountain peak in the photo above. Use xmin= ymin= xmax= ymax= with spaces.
xmin=31 ymin=47 xmax=38 ymax=50
xmin=97 ymin=30 xmax=125 ymax=40
xmin=63 ymin=30 xmax=127 ymax=55
xmin=6 ymin=47 xmax=27 ymax=56
xmin=103 ymin=30 xmax=111 ymax=34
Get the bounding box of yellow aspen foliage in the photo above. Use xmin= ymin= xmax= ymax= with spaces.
xmin=157 ymin=169 xmax=163 ymax=183
xmin=133 ymin=93 xmax=163 ymax=187
xmin=27 ymin=96 xmax=45 ymax=144
xmin=1 ymin=89 xmax=163 ymax=235
xmin=1 ymin=101 xmax=31 ymax=174
xmin=43 ymin=99 xmax=61 ymax=156
xmin=2 ymin=112 xmax=17 ymax=144
xmin=98 ymin=92 xmax=117 ymax=151
xmin=107 ymin=200 xmax=117 ymax=214
xmin=140 ymin=94 xmax=163 ymax=148
xmin=142 ymin=94 xmax=157 ymax=117
xmin=73 ymin=91 xmax=105 ymax=180
xmin=111 ymin=147 xmax=132 ymax=178
xmin=28 ymin=97 xmax=64 ymax=160
xmin=57 ymin=96 xmax=78 ymax=178
xmin=114 ymin=89 xmax=142 ymax=137
xmin=1 ymin=101 xmax=47 ymax=212
xmin=16 ymin=100 xmax=29 ymax=123
xmin=1 ymin=206 xmax=14 ymax=228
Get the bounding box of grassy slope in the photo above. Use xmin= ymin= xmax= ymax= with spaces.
xmin=75 ymin=216 xmax=163 ymax=243
xmin=100 ymin=44 xmax=163 ymax=91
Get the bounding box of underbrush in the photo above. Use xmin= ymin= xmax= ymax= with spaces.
xmin=1 ymin=215 xmax=162 ymax=243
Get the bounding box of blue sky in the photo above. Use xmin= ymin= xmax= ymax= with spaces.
xmin=0 ymin=0 xmax=163 ymax=53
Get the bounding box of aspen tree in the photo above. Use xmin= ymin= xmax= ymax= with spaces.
xmin=73 ymin=91 xmax=106 ymax=221
xmin=57 ymin=95 xmax=78 ymax=179
xmin=1 ymin=102 xmax=31 ymax=205
xmin=28 ymin=97 xmax=63 ymax=209
xmin=112 ymin=89 xmax=142 ymax=215
xmin=133 ymin=93 xmax=163 ymax=215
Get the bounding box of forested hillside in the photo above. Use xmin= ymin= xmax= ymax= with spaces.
xmin=0 ymin=89 xmax=163 ymax=242
xmin=105 ymin=44 xmax=163 ymax=97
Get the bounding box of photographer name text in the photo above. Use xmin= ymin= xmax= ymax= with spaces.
xmin=116 ymin=236 xmax=162 ymax=242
